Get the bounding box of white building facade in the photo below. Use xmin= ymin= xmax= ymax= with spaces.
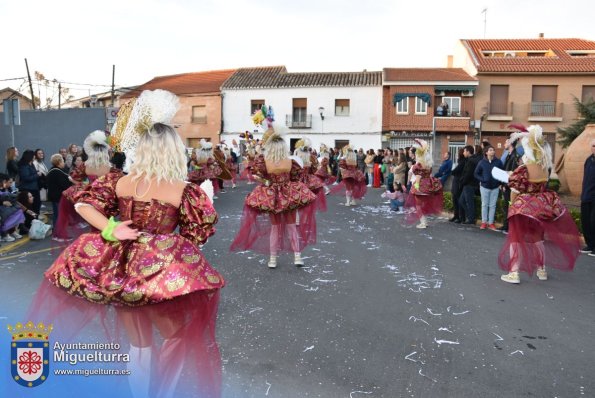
xmin=221 ymin=66 xmax=383 ymax=152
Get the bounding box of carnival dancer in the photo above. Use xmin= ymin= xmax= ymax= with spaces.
xmin=230 ymin=128 xmax=317 ymax=268
xmin=52 ymin=130 xmax=116 ymax=241
xmin=294 ymin=138 xmax=327 ymax=212
xmin=403 ymin=139 xmax=443 ymax=229
xmin=223 ymin=144 xmax=237 ymax=188
xmin=329 ymin=145 xmax=367 ymax=206
xmin=498 ymin=125 xmax=580 ymax=284
xmin=188 ymin=139 xmax=222 ymax=197
xmin=314 ymin=143 xmax=335 ymax=194
xmin=28 ymin=90 xmax=224 ymax=398
xmin=239 ymin=132 xmax=256 ymax=184
xmin=211 ymin=145 xmax=231 ymax=194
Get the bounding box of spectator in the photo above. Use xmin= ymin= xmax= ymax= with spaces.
xmin=33 ymin=148 xmax=49 ymax=202
xmin=46 ymin=154 xmax=73 ymax=228
xmin=434 ymin=152 xmax=453 ymax=186
xmin=58 ymin=148 xmax=69 ymax=173
xmin=17 ymin=150 xmax=41 ymax=215
xmin=458 ymin=145 xmax=480 ymax=224
xmin=498 ymin=138 xmax=522 ymax=233
xmin=17 ymin=190 xmax=38 ymax=231
xmin=373 ymin=149 xmax=384 ymax=188
xmin=6 ymin=146 xmax=19 ymax=180
xmin=449 ymin=148 xmax=466 ymax=223
xmin=356 ymin=148 xmax=366 ymax=174
xmin=364 ymin=149 xmax=375 ymax=187
xmin=382 ymin=182 xmax=406 ymax=213
xmin=392 ymin=152 xmax=407 ymax=186
xmin=65 ymin=143 xmax=78 ymax=169
xmin=0 ymin=173 xmax=25 ymax=242
xmin=474 ymin=145 xmax=503 ymax=230
xmin=580 ymin=138 xmax=595 ymax=256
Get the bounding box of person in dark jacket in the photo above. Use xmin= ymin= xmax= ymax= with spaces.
xmin=474 ymin=146 xmax=503 ymax=230
xmin=5 ymin=147 xmax=19 ymax=190
xmin=498 ymin=139 xmax=522 ymax=233
xmin=580 ymin=139 xmax=595 ymax=256
xmin=17 ymin=149 xmax=41 ymax=215
xmin=458 ymin=145 xmax=480 ymax=224
xmin=449 ymin=148 xmax=466 ymax=223
xmin=434 ymin=152 xmax=453 ymax=186
xmin=46 ymin=154 xmax=73 ymax=228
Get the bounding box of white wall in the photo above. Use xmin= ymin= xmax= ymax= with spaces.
xmin=221 ymin=86 xmax=382 ymax=150
xmin=452 ymin=40 xmax=478 ymax=77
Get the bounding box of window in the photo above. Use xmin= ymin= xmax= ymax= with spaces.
xmin=489 ymin=85 xmax=509 ymax=115
xmin=582 ymin=86 xmax=595 ymax=103
xmin=415 ymin=97 xmax=427 ymax=114
xmin=335 ymin=99 xmax=350 ymax=116
xmin=191 ymin=105 xmax=207 ymax=124
xmin=396 ymin=97 xmax=408 ymax=114
xmin=293 ymin=98 xmax=307 ymax=124
xmin=531 ymin=85 xmax=557 ymax=116
xmin=444 ymin=97 xmax=461 ymax=116
xmin=335 ymin=139 xmax=349 ymax=150
xmin=251 ymin=99 xmax=265 ymax=115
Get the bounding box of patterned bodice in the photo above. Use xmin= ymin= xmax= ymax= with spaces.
xmin=412 ymin=163 xmax=432 ymax=178
xmin=252 ymin=154 xmax=301 ymax=185
xmin=509 ymin=165 xmax=547 ymax=194
xmin=118 ymin=198 xmax=179 ymax=234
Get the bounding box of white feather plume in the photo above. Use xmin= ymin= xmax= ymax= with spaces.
xmin=200 ymin=179 xmax=215 ymax=203
xmin=83 ymin=130 xmax=109 ymax=155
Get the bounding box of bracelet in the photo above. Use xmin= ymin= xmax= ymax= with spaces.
xmin=414 ymin=182 xmax=420 ymax=190
xmin=101 ymin=216 xmax=120 ymax=242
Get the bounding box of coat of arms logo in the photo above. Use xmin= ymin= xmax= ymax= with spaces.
xmin=7 ymin=321 xmax=53 ymax=387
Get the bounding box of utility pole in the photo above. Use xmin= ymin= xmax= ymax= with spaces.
xmin=24 ymin=58 xmax=35 ymax=110
xmin=111 ymin=65 xmax=115 ymax=106
xmin=482 ymin=8 xmax=487 ymax=39
xmin=58 ymin=83 xmax=62 ymax=109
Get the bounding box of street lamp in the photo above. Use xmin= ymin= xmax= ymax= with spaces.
xmin=318 ymin=106 xmax=325 ymax=134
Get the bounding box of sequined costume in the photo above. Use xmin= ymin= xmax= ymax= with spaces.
xmin=404 ymin=163 xmax=443 ymax=224
xmin=188 ymin=159 xmax=222 ymax=185
xmin=497 ymin=165 xmax=580 ymax=275
xmin=298 ymin=163 xmax=327 ymax=212
xmin=329 ymin=159 xmax=367 ymax=200
xmin=314 ymin=157 xmax=335 ymax=185
xmin=30 ymin=172 xmax=224 ymax=397
xmin=230 ymin=155 xmax=317 ymax=254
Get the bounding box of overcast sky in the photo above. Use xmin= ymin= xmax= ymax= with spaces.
xmin=2 ymin=0 xmax=594 ymax=102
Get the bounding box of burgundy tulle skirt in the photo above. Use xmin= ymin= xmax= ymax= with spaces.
xmin=229 ymin=203 xmax=317 ymax=255
xmin=239 ymin=164 xmax=255 ymax=182
xmin=329 ymin=178 xmax=367 ymax=200
xmin=27 ymin=280 xmax=222 ymax=398
xmin=53 ymin=196 xmax=86 ymax=240
xmin=314 ymin=188 xmax=327 ymax=212
xmin=404 ymin=191 xmax=444 ymax=224
xmin=498 ymin=211 xmax=580 ymax=275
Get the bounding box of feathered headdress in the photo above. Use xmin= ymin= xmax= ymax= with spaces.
xmin=111 ymin=89 xmax=179 ymax=168
xmin=320 ymin=143 xmax=329 ymax=153
xmin=83 ymin=130 xmax=109 ymax=155
xmin=294 ymin=138 xmax=311 ymax=154
xmin=198 ymin=138 xmax=213 ymax=151
xmin=261 ymin=127 xmax=284 ymax=146
xmin=341 ymin=144 xmax=353 ymax=156
xmin=509 ymin=124 xmax=552 ymax=170
xmin=251 ymin=105 xmax=275 ymax=130
xmin=413 ymin=138 xmax=433 ymax=168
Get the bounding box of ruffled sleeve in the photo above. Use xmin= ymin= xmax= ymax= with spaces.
xmin=73 ymin=171 xmax=122 ymax=218
xmin=289 ymin=160 xmax=302 ymax=181
xmin=179 ymin=183 xmax=218 ymax=246
xmin=252 ymin=155 xmax=267 ymax=178
xmin=508 ymin=165 xmax=528 ymax=193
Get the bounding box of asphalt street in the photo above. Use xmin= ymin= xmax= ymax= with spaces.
xmin=1 ymin=182 xmax=594 ymax=398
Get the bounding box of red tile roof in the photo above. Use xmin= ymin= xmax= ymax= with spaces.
xmin=383 ymin=68 xmax=477 ymax=82
xmin=121 ymin=69 xmax=236 ymax=99
xmin=461 ymin=38 xmax=595 ymax=73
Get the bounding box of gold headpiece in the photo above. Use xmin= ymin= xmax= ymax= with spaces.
xmin=7 ymin=321 xmax=53 ymax=341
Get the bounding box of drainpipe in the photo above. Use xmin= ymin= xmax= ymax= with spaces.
xmin=220 ymin=93 xmax=225 ymax=144
xmin=432 ymin=116 xmax=437 ymax=173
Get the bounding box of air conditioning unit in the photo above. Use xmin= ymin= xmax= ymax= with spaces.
xmin=461 ymin=90 xmax=474 ymax=97
xmin=504 ymin=52 xmax=516 ymax=57
xmin=435 ymin=91 xmax=445 ymax=96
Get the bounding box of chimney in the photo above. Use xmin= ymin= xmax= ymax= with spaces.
xmin=538 ymin=33 xmax=544 ymax=38
xmin=447 ymin=55 xmax=453 ymax=68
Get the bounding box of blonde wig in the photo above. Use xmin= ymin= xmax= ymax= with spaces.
xmin=264 ymin=134 xmax=289 ymax=162
xmin=510 ymin=125 xmax=552 ymax=170
xmin=83 ymin=130 xmax=111 ymax=170
xmin=413 ymin=139 xmax=433 ymax=169
xmin=294 ymin=138 xmax=312 ymax=166
xmin=128 ymin=123 xmax=188 ymax=183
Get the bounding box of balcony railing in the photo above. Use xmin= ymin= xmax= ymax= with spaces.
xmin=529 ymin=101 xmax=562 ymax=117
xmin=286 ymin=114 xmax=312 ymax=128
xmin=434 ymin=108 xmax=471 ymax=117
xmin=487 ymin=101 xmax=513 ymax=116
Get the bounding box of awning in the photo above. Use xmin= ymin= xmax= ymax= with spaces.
xmin=393 ymin=93 xmax=431 ymax=105
xmin=435 ymin=86 xmax=477 ymax=92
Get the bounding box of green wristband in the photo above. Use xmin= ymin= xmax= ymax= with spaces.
xmin=101 ymin=216 xmax=120 ymax=242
